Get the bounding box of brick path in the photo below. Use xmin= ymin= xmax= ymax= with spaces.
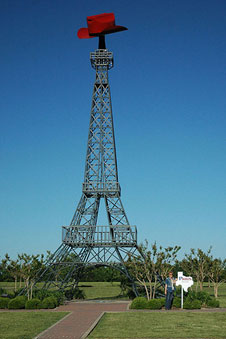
xmin=36 ymin=301 xmax=129 ymax=339
xmin=33 ymin=301 xmax=226 ymax=339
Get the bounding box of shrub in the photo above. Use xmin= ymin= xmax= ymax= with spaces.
xmin=0 ymin=297 xmax=10 ymax=309
xmin=175 ymin=286 xmax=182 ymax=297
xmin=184 ymin=299 xmax=201 ymax=309
xmin=25 ymin=298 xmax=41 ymax=309
xmin=207 ymin=298 xmax=220 ymax=308
xmin=0 ymin=288 xmax=7 ymax=296
xmin=186 ymin=291 xmax=211 ymax=305
xmin=33 ymin=289 xmax=63 ymax=306
xmin=147 ymin=299 xmax=163 ymax=309
xmin=33 ymin=289 xmax=51 ymax=301
xmin=130 ymin=297 xmax=148 ymax=309
xmin=64 ymin=288 xmax=85 ymax=300
xmin=13 ymin=288 xmax=27 ymax=298
xmin=52 ymin=291 xmax=64 ymax=305
xmin=41 ymin=296 xmax=57 ymax=309
xmin=159 ymin=298 xmax=166 ymax=308
xmin=172 ymin=297 xmax=181 ymax=308
xmin=8 ymin=296 xmax=27 ymax=309
xmin=126 ymin=288 xmax=136 ymax=299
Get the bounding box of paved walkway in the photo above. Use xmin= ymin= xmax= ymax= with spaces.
xmin=37 ymin=301 xmax=129 ymax=339
xmin=34 ymin=301 xmax=226 ymax=339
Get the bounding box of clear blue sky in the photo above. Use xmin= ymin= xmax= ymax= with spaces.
xmin=1 ymin=0 xmax=225 ymax=261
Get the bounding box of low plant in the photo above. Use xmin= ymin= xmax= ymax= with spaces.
xmin=172 ymin=296 xmax=181 ymax=308
xmin=41 ymin=296 xmax=57 ymax=309
xmin=33 ymin=289 xmax=64 ymax=305
xmin=159 ymin=298 xmax=166 ymax=308
xmin=8 ymin=296 xmax=27 ymax=309
xmin=0 ymin=287 xmax=7 ymax=296
xmin=25 ymin=298 xmax=41 ymax=309
xmin=147 ymin=298 xmax=163 ymax=309
xmin=52 ymin=290 xmax=64 ymax=305
xmin=206 ymin=298 xmax=220 ymax=308
xmin=32 ymin=289 xmax=51 ymax=301
xmin=183 ymin=299 xmax=201 ymax=309
xmin=130 ymin=297 xmax=148 ymax=309
xmin=0 ymin=297 xmax=10 ymax=309
xmin=64 ymin=288 xmax=85 ymax=300
xmin=186 ymin=290 xmax=211 ymax=305
xmin=13 ymin=288 xmax=27 ymax=298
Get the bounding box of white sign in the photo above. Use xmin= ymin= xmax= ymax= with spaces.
xmin=176 ymin=271 xmax=193 ymax=292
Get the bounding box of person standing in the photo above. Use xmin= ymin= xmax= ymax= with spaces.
xmin=165 ymin=271 xmax=176 ymax=310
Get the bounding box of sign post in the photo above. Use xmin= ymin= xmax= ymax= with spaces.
xmin=176 ymin=271 xmax=193 ymax=309
xmin=181 ymin=279 xmax=183 ymax=308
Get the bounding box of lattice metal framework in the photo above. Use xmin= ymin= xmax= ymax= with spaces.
xmin=33 ymin=40 xmax=144 ymax=295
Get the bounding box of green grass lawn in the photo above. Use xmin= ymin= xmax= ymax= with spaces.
xmin=0 ymin=281 xmax=127 ymax=300
xmin=0 ymin=311 xmax=69 ymax=339
xmin=78 ymin=281 xmax=127 ymax=300
xmin=89 ymin=312 xmax=226 ymax=338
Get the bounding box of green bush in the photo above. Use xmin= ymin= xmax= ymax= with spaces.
xmin=184 ymin=299 xmax=202 ymax=309
xmin=125 ymin=287 xmax=137 ymax=299
xmin=147 ymin=299 xmax=163 ymax=309
xmin=52 ymin=291 xmax=64 ymax=305
xmin=172 ymin=297 xmax=181 ymax=308
xmin=64 ymin=288 xmax=85 ymax=300
xmin=33 ymin=289 xmax=51 ymax=301
xmin=159 ymin=298 xmax=166 ymax=308
xmin=8 ymin=296 xmax=27 ymax=309
xmin=0 ymin=297 xmax=10 ymax=309
xmin=130 ymin=297 xmax=148 ymax=309
xmin=207 ymin=298 xmax=220 ymax=308
xmin=25 ymin=298 xmax=41 ymax=309
xmin=33 ymin=289 xmax=63 ymax=306
xmin=186 ymin=291 xmax=211 ymax=305
xmin=0 ymin=287 xmax=7 ymax=296
xmin=13 ymin=288 xmax=26 ymax=298
xmin=41 ymin=296 xmax=57 ymax=309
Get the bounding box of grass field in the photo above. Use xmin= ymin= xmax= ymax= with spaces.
xmin=0 ymin=281 xmax=126 ymax=300
xmin=0 ymin=281 xmax=226 ymax=305
xmin=89 ymin=312 xmax=226 ymax=338
xmin=78 ymin=282 xmax=127 ymax=300
xmin=0 ymin=311 xmax=69 ymax=339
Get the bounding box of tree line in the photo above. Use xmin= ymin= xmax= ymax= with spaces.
xmin=0 ymin=243 xmax=225 ymax=300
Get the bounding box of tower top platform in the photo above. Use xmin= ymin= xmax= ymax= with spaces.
xmin=90 ymin=49 xmax=113 ymax=69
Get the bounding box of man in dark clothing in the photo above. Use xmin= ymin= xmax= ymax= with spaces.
xmin=165 ymin=271 xmax=176 ymax=310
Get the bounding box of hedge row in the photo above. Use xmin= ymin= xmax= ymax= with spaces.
xmin=0 ymin=286 xmax=86 ymax=310
xmin=0 ymin=286 xmax=86 ymax=309
xmin=0 ymin=295 xmax=60 ymax=309
xmin=130 ymin=292 xmax=220 ymax=310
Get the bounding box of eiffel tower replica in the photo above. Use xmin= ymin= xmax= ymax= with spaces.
xmin=35 ymin=13 xmax=142 ymax=295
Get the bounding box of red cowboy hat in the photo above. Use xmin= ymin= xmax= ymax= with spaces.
xmin=77 ymin=13 xmax=127 ymax=39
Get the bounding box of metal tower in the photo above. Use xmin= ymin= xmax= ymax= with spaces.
xmin=35 ymin=14 xmax=142 ymax=295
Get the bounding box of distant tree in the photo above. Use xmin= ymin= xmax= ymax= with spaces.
xmin=183 ymin=247 xmax=212 ymax=291
xmin=127 ymin=241 xmax=180 ymax=300
xmin=1 ymin=254 xmax=22 ymax=291
xmin=9 ymin=259 xmax=21 ymax=292
xmin=208 ymin=258 xmax=226 ymax=298
xmin=0 ymin=254 xmax=12 ymax=282
xmin=19 ymin=253 xmax=44 ymax=299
